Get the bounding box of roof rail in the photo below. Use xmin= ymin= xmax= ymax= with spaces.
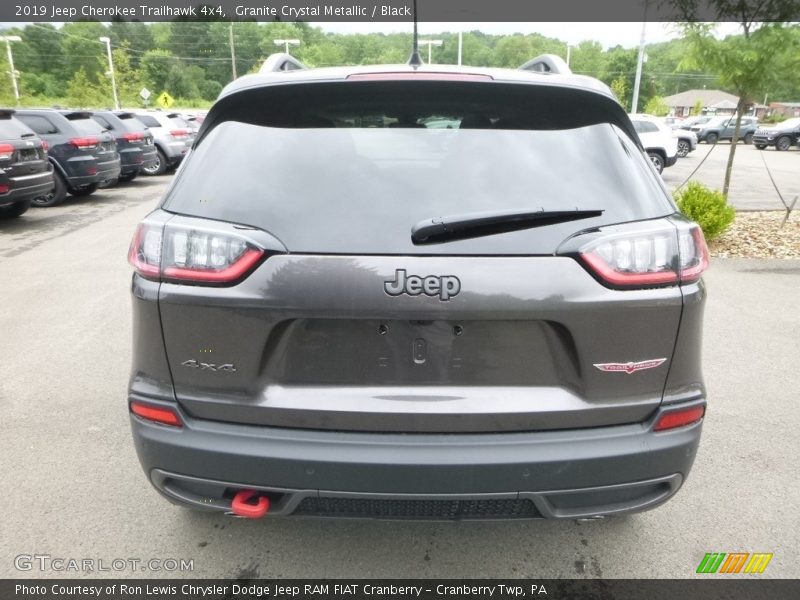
xmin=519 ymin=54 xmax=572 ymax=75
xmin=259 ymin=53 xmax=307 ymax=74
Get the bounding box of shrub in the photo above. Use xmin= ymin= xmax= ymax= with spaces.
xmin=674 ymin=181 xmax=736 ymax=241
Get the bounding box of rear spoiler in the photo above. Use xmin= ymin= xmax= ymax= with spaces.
xmin=115 ymin=112 xmax=136 ymax=119
xmin=62 ymin=111 xmax=95 ymax=120
xmin=0 ymin=108 xmax=15 ymax=119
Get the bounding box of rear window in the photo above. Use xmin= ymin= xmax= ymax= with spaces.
xmin=118 ymin=116 xmax=148 ymax=132
xmin=68 ymin=117 xmax=106 ymax=136
xmin=16 ymin=114 xmax=59 ymax=135
xmin=164 ymin=82 xmax=674 ymax=255
xmin=136 ymin=115 xmax=161 ymax=128
xmin=0 ymin=116 xmax=35 ymax=139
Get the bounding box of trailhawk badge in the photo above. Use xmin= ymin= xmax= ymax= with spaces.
xmin=593 ymin=358 xmax=667 ymax=374
xmin=384 ymin=269 xmax=461 ymax=301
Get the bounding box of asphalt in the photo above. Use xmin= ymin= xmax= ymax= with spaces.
xmin=662 ymin=142 xmax=799 ymax=211
xmin=0 ymin=177 xmax=798 ymax=579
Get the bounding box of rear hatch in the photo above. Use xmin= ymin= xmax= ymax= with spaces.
xmin=63 ymin=112 xmax=118 ymax=164
xmin=0 ymin=111 xmax=50 ymax=193
xmin=152 ymin=79 xmax=686 ymax=433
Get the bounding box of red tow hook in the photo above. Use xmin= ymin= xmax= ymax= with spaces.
xmin=231 ymin=489 xmax=270 ymax=519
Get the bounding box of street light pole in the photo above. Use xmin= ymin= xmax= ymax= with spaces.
xmin=98 ymin=36 xmax=119 ymax=110
xmin=0 ymin=35 xmax=22 ymax=104
xmin=418 ymin=39 xmax=443 ymax=65
xmin=631 ymin=3 xmax=649 ymax=113
xmin=229 ymin=23 xmax=237 ymax=80
xmin=273 ymin=39 xmax=300 ymax=55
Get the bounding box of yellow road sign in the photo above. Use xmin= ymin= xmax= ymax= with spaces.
xmin=156 ymin=91 xmax=174 ymax=109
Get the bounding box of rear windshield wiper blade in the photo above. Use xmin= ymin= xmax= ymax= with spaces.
xmin=411 ymin=208 xmax=604 ymax=245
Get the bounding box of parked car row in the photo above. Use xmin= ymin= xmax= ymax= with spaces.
xmin=0 ymin=107 xmax=198 ymax=217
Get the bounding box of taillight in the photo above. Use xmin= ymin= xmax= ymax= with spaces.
xmin=0 ymin=184 xmax=9 ymax=194
xmin=654 ymin=405 xmax=705 ymax=431
xmin=576 ymin=222 xmax=709 ymax=289
xmin=122 ymin=132 xmax=144 ymax=142
xmin=0 ymin=143 xmax=13 ymax=161
xmin=128 ymin=222 xmax=266 ymax=285
xmin=69 ymin=136 xmax=99 ymax=149
xmin=170 ymin=129 xmax=189 ymax=139
xmin=130 ymin=401 xmax=182 ymax=427
xmin=41 ymin=140 xmax=49 ymax=153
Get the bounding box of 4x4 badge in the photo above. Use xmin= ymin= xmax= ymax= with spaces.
xmin=594 ymin=358 xmax=666 ymax=374
xmin=181 ymin=359 xmax=236 ymax=373
xmin=384 ymin=269 xmax=461 ymax=301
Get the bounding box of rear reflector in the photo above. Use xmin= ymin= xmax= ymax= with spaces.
xmin=170 ymin=129 xmax=190 ymax=138
xmin=122 ymin=132 xmax=145 ymax=142
xmin=0 ymin=143 xmax=13 ymax=161
xmin=0 ymin=184 xmax=9 ymax=194
xmin=130 ymin=401 xmax=182 ymax=427
xmin=654 ymin=406 xmax=705 ymax=431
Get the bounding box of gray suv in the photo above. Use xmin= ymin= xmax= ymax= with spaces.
xmin=132 ymin=111 xmax=194 ymax=175
xmin=128 ymin=56 xmax=708 ymax=520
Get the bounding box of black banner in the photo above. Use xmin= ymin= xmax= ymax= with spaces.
xmin=3 ymin=580 xmax=800 ymax=600
xmin=2 ymin=0 xmax=800 ymax=23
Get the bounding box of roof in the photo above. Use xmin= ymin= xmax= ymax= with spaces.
xmin=219 ymin=62 xmax=617 ymax=103
xmin=662 ymin=89 xmax=739 ymax=108
xmin=770 ymin=101 xmax=800 ymax=108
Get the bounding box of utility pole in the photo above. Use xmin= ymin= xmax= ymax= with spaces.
xmin=0 ymin=35 xmax=21 ymax=104
xmin=631 ymin=2 xmax=649 ymax=113
xmin=418 ymin=39 xmax=443 ymax=65
xmin=566 ymin=44 xmax=572 ymax=67
xmin=229 ymin=23 xmax=237 ymax=80
xmin=98 ymin=36 xmax=119 ymax=110
xmin=457 ymin=31 xmax=463 ymax=66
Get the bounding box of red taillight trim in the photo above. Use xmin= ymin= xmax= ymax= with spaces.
xmin=41 ymin=140 xmax=49 ymax=152
xmin=127 ymin=224 xmax=161 ymax=279
xmin=169 ymin=129 xmax=190 ymax=138
xmin=0 ymin=184 xmax=10 ymax=194
xmin=347 ymin=72 xmax=493 ymax=81
xmin=122 ymin=132 xmax=145 ymax=142
xmin=654 ymin=406 xmax=705 ymax=431
xmin=679 ymin=227 xmax=709 ymax=283
xmin=162 ymin=247 xmax=265 ymax=283
xmin=0 ymin=143 xmax=14 ymax=160
xmin=581 ymin=252 xmax=679 ymax=287
xmin=130 ymin=401 xmax=182 ymax=427
xmin=69 ymin=136 xmax=99 ymax=148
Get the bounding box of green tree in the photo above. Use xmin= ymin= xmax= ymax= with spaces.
xmin=61 ymin=22 xmax=109 ymax=82
xmin=610 ymin=76 xmax=629 ymax=107
xmin=673 ymin=0 xmax=799 ymax=197
xmin=140 ymin=49 xmax=174 ymax=93
xmin=692 ymin=99 xmax=704 ymax=116
xmin=645 ymin=96 xmax=670 ymax=116
xmin=66 ymin=68 xmax=105 ymax=108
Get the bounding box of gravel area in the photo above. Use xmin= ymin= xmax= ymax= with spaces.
xmin=709 ymin=210 xmax=800 ymax=259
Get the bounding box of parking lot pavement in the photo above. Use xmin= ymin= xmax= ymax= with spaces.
xmin=1 ymin=181 xmax=799 ymax=580
xmin=662 ymin=143 xmax=799 ymax=211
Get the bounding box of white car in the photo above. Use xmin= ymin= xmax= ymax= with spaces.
xmin=628 ymin=114 xmax=679 ymax=174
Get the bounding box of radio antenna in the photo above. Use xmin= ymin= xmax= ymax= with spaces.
xmin=407 ymin=0 xmax=423 ymax=68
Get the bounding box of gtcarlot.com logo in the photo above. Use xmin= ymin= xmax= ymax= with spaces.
xmin=14 ymin=554 xmax=194 ymax=572
xmin=696 ymin=552 xmax=773 ymax=574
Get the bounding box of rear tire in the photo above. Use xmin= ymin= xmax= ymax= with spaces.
xmin=677 ymin=140 xmax=690 ymax=158
xmin=706 ymin=132 xmax=719 ymax=145
xmin=647 ymin=151 xmax=664 ymax=174
xmin=755 ymin=144 xmax=767 ymax=150
xmin=142 ymin=149 xmax=168 ymax=176
xmin=32 ymin=171 xmax=67 ymax=207
xmin=743 ymin=133 xmax=753 ymax=145
xmin=70 ymin=183 xmax=98 ymax=197
xmin=775 ymin=136 xmax=791 ymax=151
xmin=0 ymin=200 xmax=30 ymax=219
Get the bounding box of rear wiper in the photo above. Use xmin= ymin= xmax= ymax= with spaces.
xmin=411 ymin=208 xmax=604 ymax=245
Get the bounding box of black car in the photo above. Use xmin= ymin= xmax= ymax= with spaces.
xmin=0 ymin=109 xmax=53 ymax=219
xmin=14 ymin=109 xmax=121 ymax=207
xmin=128 ymin=55 xmax=709 ymax=521
xmin=92 ymin=111 xmax=157 ymax=182
xmin=753 ymin=117 xmax=800 ymax=151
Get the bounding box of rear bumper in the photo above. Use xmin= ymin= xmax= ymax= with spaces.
xmin=0 ymin=169 xmax=53 ymax=204
xmin=130 ymin=397 xmax=704 ymax=519
xmin=62 ymin=156 xmax=121 ymax=186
